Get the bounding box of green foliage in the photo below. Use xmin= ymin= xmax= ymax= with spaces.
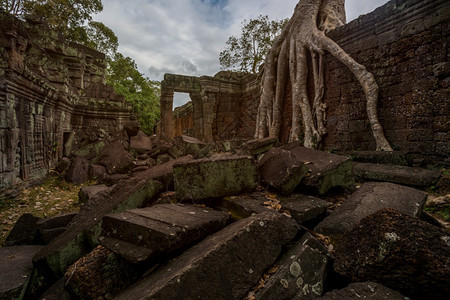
xmin=219 ymin=15 xmax=288 ymax=74
xmin=107 ymin=53 xmax=160 ymax=134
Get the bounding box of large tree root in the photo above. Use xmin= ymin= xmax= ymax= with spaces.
xmin=255 ymin=0 xmax=393 ymax=151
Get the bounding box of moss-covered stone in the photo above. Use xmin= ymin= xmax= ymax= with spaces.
xmin=174 ymin=155 xmax=259 ymax=200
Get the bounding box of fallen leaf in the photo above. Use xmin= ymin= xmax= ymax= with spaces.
xmin=268 ymin=265 xmax=279 ymax=274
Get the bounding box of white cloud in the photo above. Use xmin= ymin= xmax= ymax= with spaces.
xmin=96 ymin=0 xmax=389 ymax=86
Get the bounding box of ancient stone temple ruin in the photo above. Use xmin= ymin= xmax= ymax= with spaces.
xmin=165 ymin=0 xmax=449 ymax=166
xmin=0 ymin=13 xmax=134 ymax=189
xmin=159 ymin=72 xmax=259 ymax=142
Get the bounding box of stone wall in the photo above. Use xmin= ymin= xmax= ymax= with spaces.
xmin=321 ymin=0 xmax=449 ymax=165
xmin=0 ymin=13 xmax=134 ymax=189
xmin=160 ymin=71 xmax=258 ymax=142
xmin=170 ymin=0 xmax=449 ymax=166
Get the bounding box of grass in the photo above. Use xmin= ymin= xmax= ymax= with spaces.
xmin=0 ymin=175 xmax=91 ymax=246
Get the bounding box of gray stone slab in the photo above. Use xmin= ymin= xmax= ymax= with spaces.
xmin=280 ymin=194 xmax=329 ymax=227
xmin=319 ymin=282 xmax=408 ymax=299
xmin=219 ymin=195 xmax=271 ymax=218
xmin=315 ymin=182 xmax=427 ymax=240
xmin=100 ymin=237 xmax=154 ymax=264
xmin=101 ymin=204 xmax=230 ymax=260
xmin=0 ymin=245 xmax=44 ymax=299
xmin=37 ymin=212 xmax=77 ymax=231
xmin=345 ymin=150 xmax=410 ymax=166
xmin=257 ymin=148 xmax=308 ymax=196
xmin=254 ymin=244 xmax=328 ymax=299
xmin=174 ymin=154 xmax=259 ymax=200
xmin=353 ymin=162 xmax=441 ymax=187
xmin=4 ymin=213 xmax=41 ymax=246
xmin=78 ymin=184 xmax=110 ymax=204
xmin=115 ymin=212 xmax=298 ymax=300
xmin=283 ymin=144 xmax=354 ymax=194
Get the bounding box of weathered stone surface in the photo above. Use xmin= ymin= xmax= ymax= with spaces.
xmin=88 ymin=164 xmax=106 ymax=180
xmin=257 ymin=148 xmax=308 ymax=196
xmin=65 ymin=156 xmax=89 ymax=184
xmin=123 ymin=120 xmax=140 ymax=137
xmin=0 ymin=245 xmax=44 ymax=299
xmin=345 ymin=150 xmax=410 ymax=166
xmin=315 ymin=182 xmax=427 ymax=240
xmin=64 ymin=245 xmax=139 ymax=299
xmin=130 ymin=131 xmax=152 ymax=153
xmin=242 ymin=137 xmax=278 ymax=156
xmin=37 ymin=213 xmax=77 ymax=243
xmin=101 ymin=204 xmax=230 ymax=263
xmin=174 ymin=154 xmax=259 ymax=200
xmin=55 ymin=157 xmax=71 ymax=174
xmin=320 ymin=282 xmax=408 ymax=299
xmin=98 ymin=141 xmax=134 ymax=175
xmin=219 ymin=195 xmax=271 ymax=218
xmin=279 ymin=194 xmax=329 ymax=228
xmin=283 ymin=144 xmax=354 ymax=194
xmin=100 ymin=237 xmax=154 ymax=264
xmin=78 ymin=184 xmax=110 ymax=204
xmin=4 ymin=213 xmax=41 ymax=246
xmin=32 ymin=178 xmax=163 ymax=278
xmin=72 ymin=141 xmax=107 ymax=160
xmin=38 ymin=278 xmax=70 ymax=300
xmin=353 ymin=162 xmax=442 ymax=187
xmin=168 ymin=135 xmax=210 ymax=158
xmin=299 ymin=232 xmax=333 ymax=259
xmin=254 ymin=244 xmax=328 ymax=299
xmin=116 ymin=212 xmax=298 ymax=300
xmin=100 ymin=174 xmax=129 ymax=186
xmin=334 ymin=208 xmax=450 ymax=300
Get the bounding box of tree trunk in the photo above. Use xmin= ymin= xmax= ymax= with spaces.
xmin=255 ymin=0 xmax=393 ymax=151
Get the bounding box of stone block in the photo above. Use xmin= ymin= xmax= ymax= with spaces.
xmin=72 ymin=141 xmax=106 ymax=160
xmin=254 ymin=244 xmax=328 ymax=299
xmin=315 ymin=182 xmax=427 ymax=240
xmin=283 ymin=144 xmax=354 ymax=194
xmin=320 ymin=281 xmax=407 ymax=299
xmin=344 ymin=150 xmax=410 ymax=166
xmin=257 ymin=148 xmax=308 ymax=196
xmin=279 ymin=194 xmax=329 ymax=228
xmin=130 ymin=131 xmax=152 ymax=153
xmin=98 ymin=141 xmax=134 ymax=175
xmin=353 ymin=162 xmax=442 ymax=187
xmin=334 ymin=208 xmax=450 ymax=299
xmin=219 ymin=195 xmax=271 ymax=218
xmin=123 ymin=120 xmax=140 ymax=137
xmin=100 ymin=204 xmax=230 ymax=263
xmin=174 ymin=155 xmax=259 ymax=200
xmin=65 ymin=156 xmax=89 ymax=184
xmin=4 ymin=213 xmax=41 ymax=246
xmin=32 ymin=178 xmax=163 ymax=278
xmin=115 ymin=212 xmax=298 ymax=299
xmin=64 ymin=245 xmax=139 ymax=299
xmin=168 ymin=135 xmax=210 ymax=159
xmin=88 ymin=164 xmax=106 ymax=180
xmin=78 ymin=184 xmax=110 ymax=204
xmin=37 ymin=212 xmax=77 ymax=231
xmin=0 ymin=245 xmax=44 ymax=299
xmin=241 ymin=137 xmax=278 ymax=156
xmin=38 ymin=278 xmax=70 ymax=300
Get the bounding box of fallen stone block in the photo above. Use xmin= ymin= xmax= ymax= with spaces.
xmin=37 ymin=213 xmax=77 ymax=244
xmin=100 ymin=204 xmax=230 ymax=263
xmin=72 ymin=140 xmax=107 ymax=160
xmin=315 ymin=182 xmax=427 ymax=241
xmin=98 ymin=141 xmax=134 ymax=174
xmin=241 ymin=137 xmax=278 ymax=156
xmin=345 ymin=150 xmax=410 ymax=166
xmin=32 ymin=178 xmax=163 ymax=278
xmin=100 ymin=174 xmax=129 ymax=186
xmin=78 ymin=184 xmax=110 ymax=204
xmin=38 ymin=278 xmax=70 ymax=300
xmin=115 ymin=212 xmax=298 ymax=299
xmin=130 ymin=131 xmax=152 ymax=153
xmin=123 ymin=120 xmax=140 ymax=138
xmin=219 ymin=195 xmax=271 ymax=218
xmin=88 ymin=164 xmax=106 ymax=180
xmin=65 ymin=156 xmax=89 ymax=184
xmin=280 ymin=194 xmax=329 ymax=228
xmin=320 ymin=281 xmax=407 ymax=299
xmin=283 ymin=144 xmax=354 ymax=194
xmin=168 ymin=135 xmax=210 ymax=159
xmin=257 ymin=148 xmax=308 ymax=196
xmin=55 ymin=157 xmax=71 ymax=174
xmin=353 ymin=162 xmax=442 ymax=187
xmin=4 ymin=213 xmax=41 ymax=246
xmin=64 ymin=245 xmax=139 ymax=299
xmin=0 ymin=245 xmax=44 ymax=299
xmin=32 ymin=157 xmax=192 ymax=278
xmin=254 ymin=243 xmax=328 ymax=299
xmin=334 ymin=208 xmax=450 ymax=300
xmin=174 ymin=155 xmax=259 ymax=200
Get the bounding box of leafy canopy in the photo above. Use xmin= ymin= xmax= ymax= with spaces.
xmin=219 ymin=15 xmax=288 ymax=74
xmin=107 ymin=53 xmax=160 ymax=134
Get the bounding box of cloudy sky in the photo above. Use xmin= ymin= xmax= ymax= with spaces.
xmin=95 ymin=0 xmax=388 ymax=106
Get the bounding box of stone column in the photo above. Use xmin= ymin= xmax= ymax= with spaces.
xmin=202 ymin=92 xmax=216 ymax=143
xmin=189 ymin=92 xmax=204 ymax=140
xmin=160 ymin=87 xmax=174 ymax=139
